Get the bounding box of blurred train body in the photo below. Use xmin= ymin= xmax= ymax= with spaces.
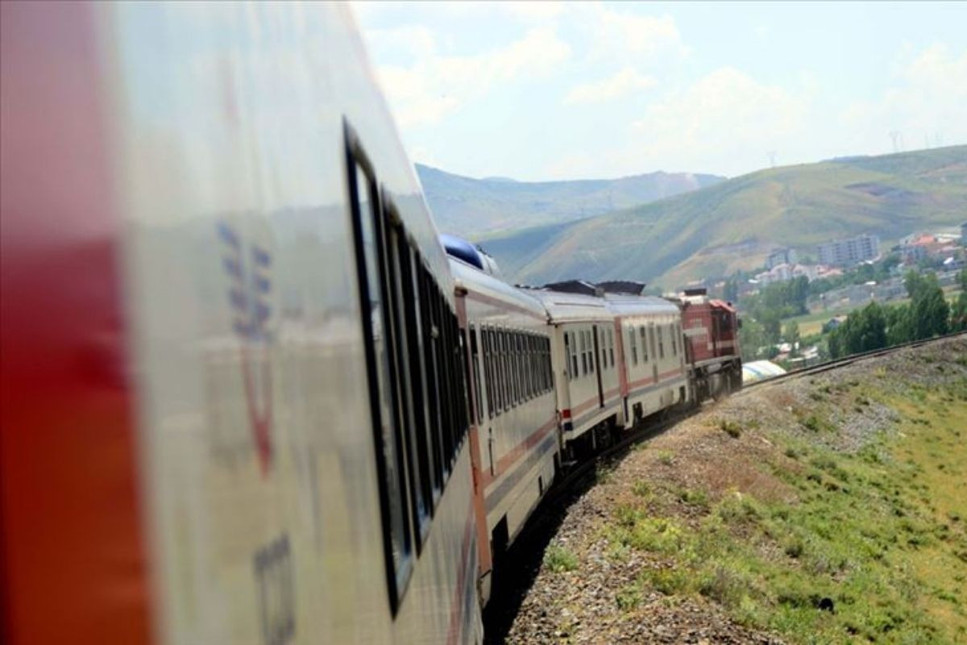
xmin=2 ymin=3 xmax=481 ymax=644
xmin=1 ymin=4 xmax=742 ymax=644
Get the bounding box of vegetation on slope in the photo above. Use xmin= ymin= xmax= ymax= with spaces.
xmin=483 ymin=146 xmax=967 ymax=288
xmin=615 ymin=352 xmax=967 ymax=642
xmin=508 ymin=338 xmax=967 ymax=644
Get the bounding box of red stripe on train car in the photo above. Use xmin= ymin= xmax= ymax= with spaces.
xmin=570 ymin=395 xmax=598 ymax=417
xmin=1 ymin=4 xmax=152 ymax=644
xmin=479 ymin=416 xmax=558 ymax=490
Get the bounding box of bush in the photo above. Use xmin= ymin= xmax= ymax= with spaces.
xmin=543 ymin=544 xmax=578 ymax=572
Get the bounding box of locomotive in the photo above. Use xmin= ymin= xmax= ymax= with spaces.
xmin=0 ymin=4 xmax=740 ymax=644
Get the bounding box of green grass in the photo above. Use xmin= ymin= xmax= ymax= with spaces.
xmin=604 ymin=379 xmax=967 ymax=643
xmin=543 ymin=544 xmax=579 ymax=573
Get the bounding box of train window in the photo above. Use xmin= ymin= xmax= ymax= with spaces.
xmin=670 ymin=324 xmax=677 ymax=356
xmin=513 ymin=333 xmax=522 ymax=405
xmin=639 ymin=326 xmax=648 ymax=362
xmin=523 ymin=334 xmax=530 ymax=400
xmin=437 ymin=295 xmax=454 ymax=470
xmin=588 ymin=330 xmax=595 ymax=374
xmin=504 ymin=330 xmax=511 ymax=408
xmin=571 ymin=332 xmax=579 ymax=380
xmin=506 ymin=332 xmax=514 ymax=407
xmin=579 ymin=330 xmax=587 ymax=375
xmin=470 ymin=325 xmax=482 ymax=424
xmin=563 ymin=332 xmax=570 ymax=380
xmin=500 ymin=330 xmax=509 ymax=411
xmin=565 ymin=332 xmax=574 ymax=380
xmin=484 ymin=328 xmax=495 ymax=417
xmin=532 ymin=336 xmax=538 ymax=397
xmin=450 ymin=312 xmax=468 ymax=458
xmin=540 ymin=337 xmax=547 ymax=390
xmin=547 ymin=337 xmax=553 ymax=391
xmin=658 ymin=326 xmax=665 ymax=359
xmin=491 ymin=329 xmax=500 ymax=413
xmin=649 ymin=326 xmax=657 ymax=360
xmin=524 ymin=335 xmax=531 ymax=399
xmin=608 ymin=329 xmax=615 ymax=367
xmin=420 ymin=269 xmax=447 ymax=490
xmin=386 ymin=217 xmax=436 ymax=528
xmin=522 ymin=334 xmax=528 ymax=400
xmin=347 ymin=151 xmax=412 ymax=610
xmin=629 ymin=327 xmax=638 ymax=366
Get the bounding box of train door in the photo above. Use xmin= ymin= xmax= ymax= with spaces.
xmin=593 ymin=326 xmax=604 ymax=409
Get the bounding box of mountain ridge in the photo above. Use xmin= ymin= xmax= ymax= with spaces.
xmin=416 ymin=163 xmax=726 ymax=238
xmin=476 ymin=145 xmax=967 ymax=289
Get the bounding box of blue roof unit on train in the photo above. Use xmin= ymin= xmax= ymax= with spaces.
xmin=440 ymin=234 xmax=502 ymax=277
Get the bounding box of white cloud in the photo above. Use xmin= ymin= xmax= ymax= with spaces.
xmin=633 ymin=67 xmax=805 ymax=149
xmin=585 ymin=7 xmax=687 ymax=64
xmin=363 ymin=25 xmax=437 ymax=62
xmin=565 ymin=67 xmax=657 ymax=104
xmin=372 ymin=26 xmax=571 ymax=128
xmin=499 ymin=1 xmax=566 ymax=22
xmin=840 ymin=44 xmax=967 ymax=152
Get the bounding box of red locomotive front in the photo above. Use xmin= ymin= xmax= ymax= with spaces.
xmin=679 ymin=289 xmax=742 ymax=399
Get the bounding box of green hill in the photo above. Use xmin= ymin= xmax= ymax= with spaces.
xmin=480 ymin=146 xmax=967 ymax=289
xmin=416 ymin=163 xmax=724 ymax=238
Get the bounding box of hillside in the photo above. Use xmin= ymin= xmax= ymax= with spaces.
xmin=480 ymin=145 xmax=967 ymax=289
xmin=416 ymin=164 xmax=725 ymax=238
xmin=503 ymin=337 xmax=967 ymax=644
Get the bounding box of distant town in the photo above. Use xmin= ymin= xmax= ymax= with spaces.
xmin=709 ymin=222 xmax=967 ymax=369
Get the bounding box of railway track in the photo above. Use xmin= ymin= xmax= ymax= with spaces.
xmin=482 ymin=331 xmax=966 ymax=642
xmin=739 ymin=330 xmax=967 ymax=394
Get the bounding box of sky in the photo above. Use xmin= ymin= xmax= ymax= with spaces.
xmin=351 ymin=1 xmax=967 ymax=181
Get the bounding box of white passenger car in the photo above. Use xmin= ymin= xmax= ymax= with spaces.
xmin=523 ymin=286 xmax=624 ymax=456
xmin=447 ymin=247 xmax=557 ymax=603
xmin=605 ymin=293 xmax=690 ymax=425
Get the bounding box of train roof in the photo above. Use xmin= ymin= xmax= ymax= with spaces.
xmin=603 ymin=293 xmax=681 ymax=317
xmin=518 ymin=287 xmax=613 ymax=323
xmin=448 ymin=258 xmax=547 ymax=319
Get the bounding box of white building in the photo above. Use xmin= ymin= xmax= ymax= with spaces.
xmin=817 ymin=234 xmax=880 ymax=266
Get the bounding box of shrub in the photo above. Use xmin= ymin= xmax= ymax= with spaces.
xmin=543 ymin=544 xmax=578 ymax=572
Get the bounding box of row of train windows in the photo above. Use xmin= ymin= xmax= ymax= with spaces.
xmin=347 ymin=128 xmax=469 ymax=614
xmin=470 ymin=326 xmax=553 ymax=422
xmin=628 ymin=322 xmax=682 ymax=366
xmin=564 ymin=328 xmax=614 ymax=380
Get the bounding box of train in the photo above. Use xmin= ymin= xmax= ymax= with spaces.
xmin=0 ymin=4 xmax=740 ymax=645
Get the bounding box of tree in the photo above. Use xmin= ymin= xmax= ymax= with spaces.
xmin=739 ymin=317 xmax=766 ymax=362
xmin=855 ymin=302 xmax=887 ymax=352
xmin=783 ymin=320 xmax=801 ymax=353
xmin=828 ymin=302 xmax=887 ymax=358
xmin=904 ymin=271 xmax=949 ymax=339
xmin=885 ymin=304 xmax=913 ymax=345
xmin=951 ymin=269 xmax=967 ymax=331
